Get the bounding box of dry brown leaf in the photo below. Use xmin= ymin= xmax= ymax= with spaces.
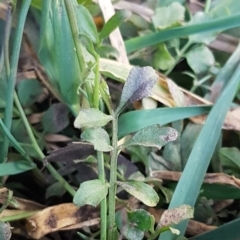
xmin=27 ymin=113 xmax=43 ymax=124
xmin=26 ymin=203 xmax=99 ymax=239
xmin=213 ymin=199 xmax=234 ymax=213
xmin=151 ymin=171 xmax=240 ymax=188
xmin=44 ymin=134 xmax=72 ymax=143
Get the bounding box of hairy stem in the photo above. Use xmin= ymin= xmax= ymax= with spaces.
xmin=108 ymin=114 xmax=119 ymax=239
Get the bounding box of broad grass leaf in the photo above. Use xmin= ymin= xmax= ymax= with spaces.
xmin=125 ymin=14 xmax=240 ymax=54
xmin=73 ymin=179 xmax=109 ymax=207
xmin=124 ymin=125 xmax=178 ymax=149
xmin=118 ymin=106 xmax=211 ymax=138
xmin=75 ymin=4 xmax=99 ymax=44
xmin=74 ymin=108 xmax=113 ymax=129
xmin=42 ymin=103 xmax=70 ymax=133
xmin=17 ymin=79 xmax=43 ymax=107
xmin=219 ymin=147 xmax=240 ymax=169
xmin=81 ymin=127 xmax=113 ymax=152
xmin=99 ymin=10 xmax=131 ymax=41
xmin=128 ymin=209 xmax=155 ymax=232
xmin=186 ymin=45 xmax=215 ymax=74
xmin=116 ymin=66 xmax=158 ymax=114
xmin=153 ymin=43 xmax=175 ymax=71
xmin=0 ymin=221 xmax=11 ymax=240
xmin=117 ymin=181 xmax=159 ymax=207
xmin=0 ymin=119 xmax=28 ymax=158
xmin=0 ymin=161 xmax=36 ymax=177
xmin=152 ymin=2 xmax=185 ymax=30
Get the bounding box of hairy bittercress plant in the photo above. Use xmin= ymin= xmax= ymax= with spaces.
xmin=74 ymin=66 xmax=179 ymax=239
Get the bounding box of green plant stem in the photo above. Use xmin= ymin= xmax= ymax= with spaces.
xmin=93 ymin=54 xmax=100 ymax=109
xmin=97 ymin=151 xmax=107 ymax=240
xmin=204 ymin=0 xmax=212 ymax=13
xmin=165 ymin=40 xmax=192 ymax=76
xmin=108 ymin=115 xmax=119 ymax=239
xmin=64 ymin=0 xmax=93 ymax=106
xmin=14 ymin=92 xmax=76 ymax=196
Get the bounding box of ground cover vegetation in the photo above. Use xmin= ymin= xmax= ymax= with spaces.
xmin=0 ymin=0 xmax=240 ymax=239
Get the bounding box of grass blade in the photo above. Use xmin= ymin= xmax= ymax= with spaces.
xmin=118 ymin=106 xmax=211 ymax=138
xmin=0 ymin=119 xmax=28 ymax=158
xmin=159 ymin=64 xmax=240 ymax=239
xmin=125 ymin=13 xmax=240 ymax=53
xmin=190 ymin=218 xmax=240 ymax=240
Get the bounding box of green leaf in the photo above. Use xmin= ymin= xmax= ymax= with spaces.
xmin=75 ymin=4 xmax=99 ymax=44
xmin=124 ymin=125 xmax=178 ymax=149
xmin=152 ymin=2 xmax=185 ymax=30
xmin=219 ymin=147 xmax=240 ymax=169
xmin=153 ymin=43 xmax=175 ymax=71
xmin=100 ymin=58 xmax=131 ymax=83
xmin=116 ymin=211 xmax=144 ymax=240
xmin=73 ymin=179 xmax=109 ymax=207
xmin=128 ymin=209 xmax=155 ymax=232
xmin=158 ymin=205 xmax=194 ymax=228
xmin=81 ymin=127 xmax=113 ymax=152
xmin=125 ymin=13 xmax=240 ymax=54
xmin=186 ymin=45 xmax=215 ymax=74
xmin=160 ymin=45 xmax=240 ymax=240
xmin=42 ymin=103 xmax=70 ymax=133
xmin=118 ymin=106 xmax=211 ymax=138
xmin=117 ymin=181 xmax=159 ymax=207
xmin=96 ymin=45 xmax=119 ymax=59
xmin=0 ymin=161 xmax=36 ymax=177
xmin=99 ymin=10 xmax=131 ymax=41
xmin=74 ymin=108 xmax=113 ymax=129
xmin=17 ymin=79 xmax=43 ymax=107
xmin=188 ymin=12 xmax=216 ymax=44
xmin=190 ymin=218 xmax=240 ymax=240
xmin=0 ymin=221 xmax=11 ymax=240
xmin=100 ymin=78 xmax=113 ymax=113
xmin=0 ymin=119 xmax=28 ymax=158
xmin=116 ymin=66 xmax=158 ymax=114
xmin=45 ymin=182 xmax=66 ymax=199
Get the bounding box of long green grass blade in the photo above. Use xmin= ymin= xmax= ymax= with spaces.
xmin=159 ymin=64 xmax=240 ymax=239
xmin=190 ymin=218 xmax=240 ymax=240
xmin=0 ymin=0 xmax=31 ymax=163
xmin=118 ymin=106 xmax=211 ymax=138
xmin=0 ymin=119 xmax=28 ymax=158
xmin=125 ymin=13 xmax=240 ymax=53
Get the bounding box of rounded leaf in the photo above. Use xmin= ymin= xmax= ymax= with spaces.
xmin=74 ymin=108 xmax=113 ymax=129
xmin=81 ymin=127 xmax=113 ymax=152
xmin=73 ymin=179 xmax=109 ymax=207
xmin=117 ymin=181 xmax=159 ymax=207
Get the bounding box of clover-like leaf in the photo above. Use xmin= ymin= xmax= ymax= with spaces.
xmin=116 ymin=66 xmax=158 ymax=114
xmin=128 ymin=209 xmax=155 ymax=232
xmin=186 ymin=45 xmax=215 ymax=75
xmin=73 ymin=179 xmax=109 ymax=207
xmin=117 ymin=181 xmax=159 ymax=207
xmin=81 ymin=127 xmax=113 ymax=152
xmin=123 ymin=125 xmax=178 ymax=149
xmin=74 ymin=108 xmax=113 ymax=129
